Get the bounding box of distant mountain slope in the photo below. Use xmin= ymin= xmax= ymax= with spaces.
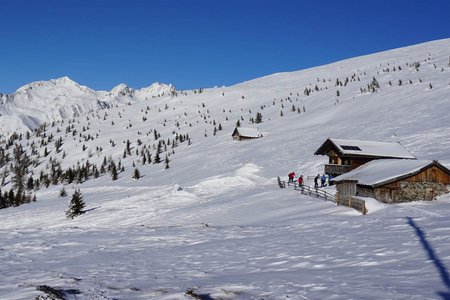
xmin=0 ymin=77 xmax=175 ymax=133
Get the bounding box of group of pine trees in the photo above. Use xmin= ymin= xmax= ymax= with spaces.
xmin=0 ymin=98 xmax=196 ymax=210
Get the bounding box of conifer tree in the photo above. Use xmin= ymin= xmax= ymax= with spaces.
xmin=165 ymin=155 xmax=170 ymax=169
xmin=154 ymin=151 xmax=161 ymax=164
xmin=126 ymin=139 xmax=131 ymax=156
xmin=111 ymin=163 xmax=118 ymax=181
xmin=255 ymin=112 xmax=263 ymax=123
xmin=0 ymin=191 xmax=6 ymax=209
xmin=26 ymin=175 xmax=34 ymax=191
xmin=12 ymin=144 xmax=30 ymax=193
xmin=66 ymin=189 xmax=85 ymax=219
xmin=7 ymin=189 xmax=14 ymax=207
xmin=132 ymin=168 xmax=141 ymax=179
xmin=59 ymin=187 xmax=68 ymax=197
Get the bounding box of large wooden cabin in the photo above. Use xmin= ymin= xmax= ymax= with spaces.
xmin=314 ymin=138 xmax=416 ymax=176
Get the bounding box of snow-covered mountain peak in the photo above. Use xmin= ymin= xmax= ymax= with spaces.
xmin=0 ymin=77 xmax=179 ymax=133
xmin=109 ymin=83 xmax=135 ymax=97
xmin=49 ymin=76 xmax=78 ymax=86
xmin=111 ymin=83 xmax=129 ymax=91
xmin=16 ymin=76 xmax=83 ymax=93
xmin=136 ymin=82 xmax=176 ymax=97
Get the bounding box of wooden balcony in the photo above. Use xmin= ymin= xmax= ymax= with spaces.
xmin=324 ymin=164 xmax=351 ymax=175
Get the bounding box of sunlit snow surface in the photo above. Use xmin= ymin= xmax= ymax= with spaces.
xmin=1 ymin=39 xmax=450 ymax=299
xmin=2 ymin=179 xmax=450 ymax=299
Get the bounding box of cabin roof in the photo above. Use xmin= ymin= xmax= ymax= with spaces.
xmin=232 ymin=127 xmax=262 ymax=138
xmin=332 ymin=159 xmax=450 ymax=187
xmin=314 ymin=138 xmax=416 ymax=159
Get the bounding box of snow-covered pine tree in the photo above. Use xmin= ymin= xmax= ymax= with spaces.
xmin=11 ymin=144 xmax=29 ymax=193
xmin=165 ymin=155 xmax=170 ymax=169
xmin=66 ymin=189 xmax=85 ymax=219
xmin=111 ymin=163 xmax=118 ymax=181
xmin=132 ymin=168 xmax=141 ymax=179
xmin=59 ymin=187 xmax=68 ymax=197
xmin=154 ymin=151 xmax=161 ymax=164
xmin=255 ymin=112 xmax=263 ymax=123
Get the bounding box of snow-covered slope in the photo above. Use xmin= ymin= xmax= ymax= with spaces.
xmin=1 ymin=39 xmax=450 ymax=299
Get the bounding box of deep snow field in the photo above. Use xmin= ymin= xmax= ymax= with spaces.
xmin=1 ymin=39 xmax=450 ymax=299
xmin=2 ymin=173 xmax=450 ymax=299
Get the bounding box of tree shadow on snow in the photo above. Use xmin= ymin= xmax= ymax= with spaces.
xmin=407 ymin=217 xmax=450 ymax=300
xmin=83 ymin=206 xmax=101 ymax=213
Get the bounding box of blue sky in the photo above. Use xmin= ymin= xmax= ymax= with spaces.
xmin=1 ymin=0 xmax=450 ymax=93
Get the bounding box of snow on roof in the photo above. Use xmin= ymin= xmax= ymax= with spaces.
xmin=233 ymin=127 xmax=262 ymax=138
xmin=332 ymin=159 xmax=438 ymax=187
xmin=328 ymin=138 xmax=415 ymax=159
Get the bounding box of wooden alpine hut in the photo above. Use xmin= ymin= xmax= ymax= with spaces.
xmin=232 ymin=127 xmax=263 ymax=141
xmin=314 ymin=138 xmax=416 ymax=176
xmin=332 ymin=159 xmax=450 ymax=203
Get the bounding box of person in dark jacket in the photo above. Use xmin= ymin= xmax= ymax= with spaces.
xmin=314 ymin=174 xmax=320 ymax=189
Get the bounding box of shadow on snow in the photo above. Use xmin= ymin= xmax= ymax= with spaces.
xmin=407 ymin=217 xmax=450 ymax=300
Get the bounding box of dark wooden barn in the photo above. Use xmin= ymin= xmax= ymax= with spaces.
xmin=332 ymin=159 xmax=450 ymax=203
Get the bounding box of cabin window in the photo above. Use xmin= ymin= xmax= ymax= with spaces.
xmin=341 ymin=145 xmax=362 ymax=151
xmin=329 ymin=157 xmax=339 ymax=164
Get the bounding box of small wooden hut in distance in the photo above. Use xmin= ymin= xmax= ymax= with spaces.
xmin=232 ymin=127 xmax=263 ymax=141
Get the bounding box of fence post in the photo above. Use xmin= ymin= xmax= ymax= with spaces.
xmin=277 ymin=177 xmax=285 ymax=189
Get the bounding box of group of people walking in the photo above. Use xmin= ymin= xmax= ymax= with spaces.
xmin=314 ymin=173 xmax=328 ymax=188
xmin=288 ymin=172 xmax=303 ymax=186
xmin=288 ymin=172 xmax=330 ymax=188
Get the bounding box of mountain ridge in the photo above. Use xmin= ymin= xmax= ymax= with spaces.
xmin=2 ymin=38 xmax=449 ymax=136
xmin=0 ymin=78 xmax=176 ymax=133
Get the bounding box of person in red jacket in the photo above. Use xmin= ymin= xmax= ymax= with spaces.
xmin=298 ymin=175 xmax=303 ymax=186
xmin=288 ymin=172 xmax=295 ymax=184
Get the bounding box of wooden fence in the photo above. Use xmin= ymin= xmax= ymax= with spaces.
xmin=277 ymin=176 xmax=366 ymax=214
xmin=295 ymin=184 xmax=336 ymax=202
xmin=336 ymin=194 xmax=367 ymax=215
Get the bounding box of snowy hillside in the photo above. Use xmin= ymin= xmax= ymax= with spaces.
xmin=1 ymin=39 xmax=450 ymax=299
xmin=0 ymin=77 xmax=175 ymax=134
